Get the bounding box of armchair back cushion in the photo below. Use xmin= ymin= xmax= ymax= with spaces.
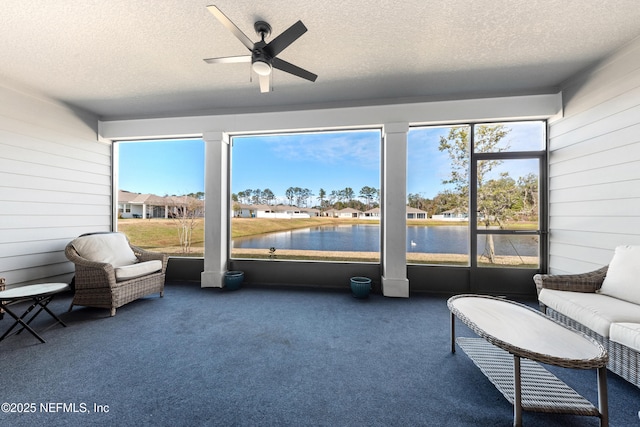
xmin=598 ymin=245 xmax=640 ymax=305
xmin=72 ymin=233 xmax=138 ymax=267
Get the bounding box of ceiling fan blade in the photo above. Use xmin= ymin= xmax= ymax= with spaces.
xmin=264 ymin=20 xmax=307 ymax=58
xmin=206 ymin=5 xmax=254 ymax=51
xmin=203 ymin=55 xmax=251 ymax=64
xmin=258 ymin=73 xmax=271 ymax=93
xmin=272 ymin=57 xmax=317 ymax=82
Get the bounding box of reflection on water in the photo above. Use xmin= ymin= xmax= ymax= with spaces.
xmin=406 ymin=226 xmax=468 ymax=254
xmin=233 ymin=225 xmax=538 ymax=256
xmin=233 ymin=224 xmax=380 ymax=252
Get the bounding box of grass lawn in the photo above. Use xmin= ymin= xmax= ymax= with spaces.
xmin=118 ymin=218 xmax=204 ymax=255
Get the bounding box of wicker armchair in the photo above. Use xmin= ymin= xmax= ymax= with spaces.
xmin=65 ymin=232 xmax=167 ymax=316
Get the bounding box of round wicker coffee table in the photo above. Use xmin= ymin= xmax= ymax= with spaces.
xmin=448 ymin=294 xmax=609 ymax=427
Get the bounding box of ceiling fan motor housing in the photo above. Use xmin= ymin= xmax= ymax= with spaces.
xmin=251 ymin=43 xmax=272 ymax=76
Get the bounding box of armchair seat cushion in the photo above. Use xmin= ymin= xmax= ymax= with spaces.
xmin=539 ymin=288 xmax=640 ymax=337
xmin=610 ymin=323 xmax=640 ymax=352
xmin=72 ymin=233 xmax=138 ymax=267
xmin=114 ymin=260 xmax=163 ymax=281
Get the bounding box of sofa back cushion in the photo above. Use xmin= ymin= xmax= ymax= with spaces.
xmin=72 ymin=233 xmax=138 ymax=267
xmin=598 ymin=245 xmax=640 ymax=305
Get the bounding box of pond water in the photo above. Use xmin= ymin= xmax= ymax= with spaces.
xmin=232 ymin=224 xmax=538 ymax=256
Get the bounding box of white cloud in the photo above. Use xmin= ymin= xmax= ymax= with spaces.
xmin=268 ymin=131 xmax=380 ymax=168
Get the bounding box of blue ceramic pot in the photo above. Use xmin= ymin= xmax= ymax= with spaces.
xmin=350 ymin=276 xmax=371 ymax=298
xmin=224 ymin=271 xmax=244 ymax=290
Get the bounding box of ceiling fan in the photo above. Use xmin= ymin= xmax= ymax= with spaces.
xmin=204 ymin=5 xmax=318 ymax=93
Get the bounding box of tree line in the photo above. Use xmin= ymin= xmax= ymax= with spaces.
xmin=407 ymin=171 xmax=538 ymax=222
xmin=233 ymin=185 xmax=380 ymax=211
xmin=165 ymin=191 xmax=205 ymax=200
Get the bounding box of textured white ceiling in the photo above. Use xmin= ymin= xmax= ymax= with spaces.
xmin=1 ymin=0 xmax=640 ymax=120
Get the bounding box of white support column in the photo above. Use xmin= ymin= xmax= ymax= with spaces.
xmin=381 ymin=122 xmax=409 ymax=297
xmin=201 ymin=131 xmax=229 ymax=288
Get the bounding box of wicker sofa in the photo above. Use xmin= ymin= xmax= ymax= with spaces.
xmin=534 ymin=245 xmax=640 ymax=388
xmin=65 ymin=232 xmax=167 ymax=316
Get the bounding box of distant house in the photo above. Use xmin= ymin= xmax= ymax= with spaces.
xmin=300 ymin=207 xmax=320 ymax=217
xmin=164 ymin=195 xmax=204 ymax=218
xmin=322 ymin=208 xmax=339 ymax=218
xmin=232 ymin=203 xmax=317 ymax=219
xmin=232 ymin=203 xmax=270 ymax=218
xmin=361 ymin=207 xmax=380 ymax=219
xmin=266 ymin=205 xmax=312 ymax=219
xmin=406 ymin=206 xmax=428 ymax=219
xmin=232 ymin=204 xmax=434 ymax=220
xmin=118 ymin=191 xmax=167 ymax=218
xmin=336 ymin=207 xmax=361 ymax=218
xmin=118 ymin=190 xmax=203 ymax=219
xmin=361 ymin=206 xmax=426 ymax=219
xmin=431 ymin=209 xmax=468 ymax=221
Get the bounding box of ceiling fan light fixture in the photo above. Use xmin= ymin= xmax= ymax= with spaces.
xmin=252 ymin=59 xmax=272 ymax=76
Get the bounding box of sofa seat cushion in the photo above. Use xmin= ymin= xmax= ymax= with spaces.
xmin=610 ymin=323 xmax=640 ymax=352
xmin=539 ymin=288 xmax=640 ymax=337
xmin=72 ymin=233 xmax=138 ymax=267
xmin=114 ymin=260 xmax=163 ymax=281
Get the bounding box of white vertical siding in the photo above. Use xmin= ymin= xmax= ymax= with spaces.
xmin=548 ymin=36 xmax=640 ymax=274
xmin=0 ymin=83 xmax=110 ymax=287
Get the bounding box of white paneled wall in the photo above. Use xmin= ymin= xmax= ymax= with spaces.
xmin=548 ymin=37 xmax=640 ymax=274
xmin=0 ymin=84 xmax=108 ymax=287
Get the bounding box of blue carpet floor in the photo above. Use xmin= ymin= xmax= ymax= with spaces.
xmin=1 ymin=282 xmax=639 ymax=426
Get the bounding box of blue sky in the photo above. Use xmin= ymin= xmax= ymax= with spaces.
xmin=232 ymin=130 xmax=381 ymax=202
xmin=117 ymin=121 xmax=544 ymax=201
xmin=118 ymin=139 xmax=205 ymax=196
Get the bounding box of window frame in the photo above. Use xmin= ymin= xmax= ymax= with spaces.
xmin=406 ymin=120 xmax=547 ymax=269
xmin=229 ymin=127 xmax=383 ymax=263
xmin=470 ymin=121 xmax=548 ymax=270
